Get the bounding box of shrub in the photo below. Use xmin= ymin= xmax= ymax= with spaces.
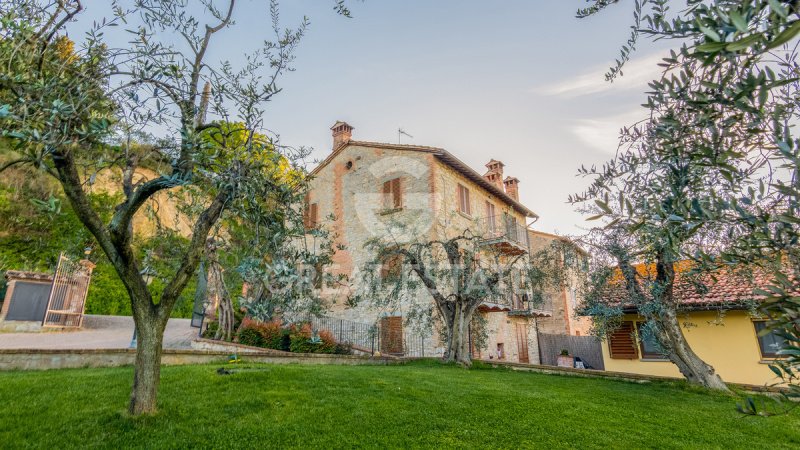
xmin=316 ymin=329 xmax=338 ymax=354
xmin=202 ymin=321 xmax=219 ymax=339
xmin=237 ymin=325 xmax=263 ymax=347
xmin=288 ymin=323 xmax=315 ymax=353
xmin=333 ymin=342 xmax=352 ymax=355
xmin=288 ymin=324 xmax=345 ymax=354
xmin=257 ymin=320 xmax=286 ymax=350
xmin=236 ymin=318 xmax=288 ymax=350
xmin=233 ymin=319 xmax=351 ymax=354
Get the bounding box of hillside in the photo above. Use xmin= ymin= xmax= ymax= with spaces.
xmin=0 ymin=149 xmax=198 ymax=317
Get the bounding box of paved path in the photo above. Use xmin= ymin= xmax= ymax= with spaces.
xmin=0 ymin=315 xmax=198 ymax=349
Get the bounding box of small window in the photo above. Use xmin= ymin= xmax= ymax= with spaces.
xmin=485 ymin=201 xmax=496 ymax=232
xmin=637 ymin=322 xmax=667 ymax=359
xmin=457 ymin=184 xmax=471 ymax=215
xmin=380 ymin=253 xmax=403 ymax=282
xmin=753 ymin=321 xmax=787 ymax=359
xmin=382 ymin=177 xmax=402 ymax=210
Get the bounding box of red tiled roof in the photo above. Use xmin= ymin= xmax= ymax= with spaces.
xmin=597 ymin=261 xmax=778 ymax=311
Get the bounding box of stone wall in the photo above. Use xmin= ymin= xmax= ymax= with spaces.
xmin=527 ymin=231 xmax=592 ymax=336
xmin=0 ymin=348 xmax=399 ymax=371
xmin=476 ymin=311 xmax=540 ymax=364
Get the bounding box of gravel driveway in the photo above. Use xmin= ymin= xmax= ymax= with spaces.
xmin=0 ymin=315 xmax=199 ymax=350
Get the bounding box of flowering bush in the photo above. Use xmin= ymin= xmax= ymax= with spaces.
xmin=234 ymin=319 xmax=351 ymax=354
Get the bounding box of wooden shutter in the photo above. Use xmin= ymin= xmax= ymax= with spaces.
xmin=303 ymin=194 xmax=311 ymax=229
xmin=309 ymin=203 xmax=318 ymax=228
xmin=392 ymin=177 xmax=402 ymax=208
xmin=485 ymin=202 xmax=496 ymax=232
xmin=608 ymin=321 xmax=638 ymax=359
xmin=313 ymin=262 xmax=323 ymax=289
xmin=458 ymin=184 xmax=470 ymax=215
xmin=383 ymin=180 xmax=392 ymax=209
xmin=515 ymin=323 xmax=530 ymax=363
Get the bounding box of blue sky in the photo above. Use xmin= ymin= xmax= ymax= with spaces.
xmin=75 ymin=1 xmax=674 ymax=235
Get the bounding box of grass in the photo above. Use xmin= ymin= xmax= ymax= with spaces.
xmin=0 ymin=360 xmax=797 ymax=449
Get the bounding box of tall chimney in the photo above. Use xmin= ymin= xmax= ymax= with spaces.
xmin=331 ymin=121 xmax=354 ymax=149
xmin=503 ymin=176 xmax=519 ymax=201
xmin=483 ymin=159 xmax=505 ymax=190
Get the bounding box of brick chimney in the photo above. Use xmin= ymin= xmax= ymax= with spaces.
xmin=503 ymin=176 xmax=519 ymax=201
xmin=331 ymin=121 xmax=354 ymax=149
xmin=483 ymin=159 xmax=505 ymax=190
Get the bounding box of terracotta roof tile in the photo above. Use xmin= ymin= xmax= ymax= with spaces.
xmin=596 ymin=262 xmax=783 ymax=311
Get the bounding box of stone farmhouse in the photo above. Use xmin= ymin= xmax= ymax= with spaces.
xmin=305 ymin=121 xmax=584 ymax=363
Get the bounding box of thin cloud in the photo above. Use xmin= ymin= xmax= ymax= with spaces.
xmin=570 ymin=109 xmax=648 ymax=154
xmin=533 ymin=52 xmax=668 ymax=98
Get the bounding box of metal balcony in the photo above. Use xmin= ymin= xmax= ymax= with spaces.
xmin=474 ymin=215 xmax=530 ymax=255
xmin=478 ymin=292 xmax=552 ymax=318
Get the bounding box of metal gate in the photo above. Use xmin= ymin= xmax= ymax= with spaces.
xmin=42 ymin=253 xmax=94 ymax=328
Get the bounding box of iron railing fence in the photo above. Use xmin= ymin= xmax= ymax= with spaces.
xmin=402 ymin=330 xmax=429 ymax=358
xmin=297 ymin=314 xmax=380 ymax=353
xmin=474 ymin=214 xmax=530 ymax=250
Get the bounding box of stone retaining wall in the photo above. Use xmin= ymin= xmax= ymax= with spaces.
xmin=483 ymin=359 xmax=784 ymax=392
xmin=0 ymin=348 xmax=397 ymax=371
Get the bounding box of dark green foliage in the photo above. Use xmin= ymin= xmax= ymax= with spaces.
xmin=236 ymin=326 xmax=264 ymax=347
xmin=202 ymin=321 xmax=219 ymax=340
xmin=0 ymin=363 xmax=797 ymax=448
xmin=0 ymin=154 xmax=199 ymax=317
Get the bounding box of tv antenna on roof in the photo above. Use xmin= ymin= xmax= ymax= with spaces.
xmin=398 ymin=128 xmax=413 ymax=144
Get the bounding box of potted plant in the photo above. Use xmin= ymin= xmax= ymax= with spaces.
xmin=556 ymin=349 xmax=574 ymax=368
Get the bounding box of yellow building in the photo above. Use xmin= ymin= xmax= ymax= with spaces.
xmin=598 ymin=266 xmax=787 ymax=387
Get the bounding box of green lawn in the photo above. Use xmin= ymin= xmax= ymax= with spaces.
xmin=0 ymin=361 xmax=797 ymax=449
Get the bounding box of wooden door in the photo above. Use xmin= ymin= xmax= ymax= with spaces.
xmin=380 ymin=316 xmax=404 ymax=355
xmin=515 ymin=323 xmax=530 ymax=363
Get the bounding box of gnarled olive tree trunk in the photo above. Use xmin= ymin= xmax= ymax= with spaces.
xmin=655 ymin=307 xmax=728 ymax=390
xmin=206 ymin=240 xmax=234 ymax=341
xmin=653 ymin=256 xmax=728 ymax=391
xmin=617 ymin=250 xmax=728 ymax=391
xmin=129 ymin=309 xmax=168 ymax=415
xmin=440 ymin=300 xmax=479 ymax=366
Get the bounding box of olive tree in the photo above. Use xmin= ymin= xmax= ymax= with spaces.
xmin=0 ymin=0 xmax=349 ymax=415
xmin=576 ymin=1 xmax=800 ymax=396
xmin=354 ymin=220 xmax=576 ymax=366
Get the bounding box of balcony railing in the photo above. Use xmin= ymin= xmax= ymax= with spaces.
xmin=480 ymin=292 xmax=552 ymax=318
xmin=474 ymin=215 xmax=529 ymax=254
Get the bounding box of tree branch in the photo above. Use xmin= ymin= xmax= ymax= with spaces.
xmin=157 ymin=187 xmax=231 ymax=318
